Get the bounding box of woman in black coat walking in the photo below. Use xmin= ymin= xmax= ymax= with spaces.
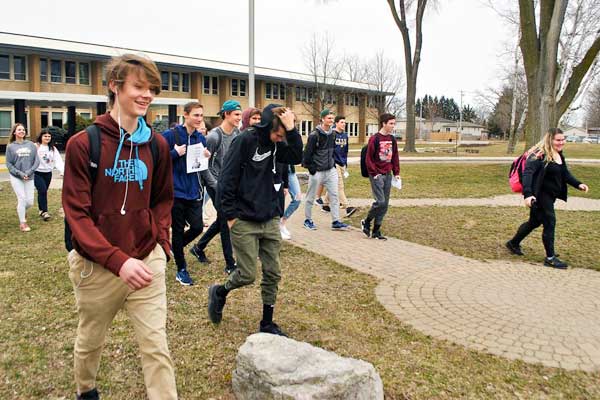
xmin=506 ymin=128 xmax=589 ymax=269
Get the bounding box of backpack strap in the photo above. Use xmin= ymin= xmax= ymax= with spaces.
xmin=85 ymin=124 xmax=101 ymax=182
xmin=173 ymin=125 xmax=182 ymax=147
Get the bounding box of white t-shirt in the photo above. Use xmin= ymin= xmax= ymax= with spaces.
xmin=36 ymin=144 xmax=64 ymax=174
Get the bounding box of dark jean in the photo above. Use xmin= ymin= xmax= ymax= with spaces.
xmin=171 ymin=198 xmax=204 ymax=270
xmin=34 ymin=171 xmax=53 ymax=212
xmin=511 ymin=193 xmax=557 ymax=257
xmin=193 ymin=185 xmax=235 ymax=267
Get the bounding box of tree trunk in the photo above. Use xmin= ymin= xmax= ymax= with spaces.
xmin=404 ymin=79 xmax=417 ymax=152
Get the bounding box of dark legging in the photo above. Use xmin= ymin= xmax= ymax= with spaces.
xmin=511 ymin=193 xmax=557 ymax=257
xmin=171 ymin=198 xmax=204 ymax=270
xmin=34 ymin=171 xmax=53 ymax=213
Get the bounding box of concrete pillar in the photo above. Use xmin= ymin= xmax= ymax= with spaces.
xmin=91 ymin=61 xmax=104 ymax=95
xmin=337 ymin=92 xmax=345 ymax=116
xmin=15 ymin=99 xmax=26 ymax=126
xmin=29 ymin=105 xmax=42 ymax=140
xmin=358 ymin=93 xmax=367 ymax=144
xmin=219 ymin=76 xmax=228 ymax=107
xmin=255 ymin=80 xmax=264 ymax=110
xmin=168 ymin=104 xmax=177 ymax=126
xmin=28 ymin=55 xmax=40 ymax=92
xmin=191 ymin=72 xmax=202 ymax=102
xmin=96 ymin=102 xmax=106 ymax=116
xmin=286 ymin=84 xmax=294 ymax=109
xmin=67 ymin=106 xmax=77 ymax=137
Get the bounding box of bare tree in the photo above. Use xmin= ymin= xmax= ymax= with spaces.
xmin=302 ymin=32 xmax=345 ymax=126
xmin=518 ymin=0 xmax=600 ymax=146
xmin=364 ymin=51 xmax=405 ymax=118
xmin=343 ymin=54 xmax=369 ymax=82
xmin=386 ymin=0 xmax=430 ymax=152
xmin=584 ymin=79 xmax=600 ymax=126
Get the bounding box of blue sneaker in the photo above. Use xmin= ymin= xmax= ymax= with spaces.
xmin=176 ymin=269 xmax=194 ymax=286
xmin=331 ymin=220 xmax=349 ymax=230
xmin=304 ymin=219 xmax=317 ymax=230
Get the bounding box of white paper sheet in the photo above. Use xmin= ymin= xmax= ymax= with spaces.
xmin=186 ymin=143 xmax=208 ymax=173
xmin=392 ymin=177 xmax=402 ymax=190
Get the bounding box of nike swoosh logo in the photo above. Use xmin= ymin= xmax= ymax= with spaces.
xmin=252 ymin=148 xmax=272 ymax=162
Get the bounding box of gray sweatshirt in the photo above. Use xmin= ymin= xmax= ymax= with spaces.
xmin=6 ymin=140 xmax=40 ymax=179
xmin=206 ymin=125 xmax=240 ymax=181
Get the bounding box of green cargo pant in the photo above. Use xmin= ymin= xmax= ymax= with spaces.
xmin=225 ymin=217 xmax=282 ymax=305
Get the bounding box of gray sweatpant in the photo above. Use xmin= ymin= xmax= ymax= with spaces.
xmin=305 ymin=167 xmax=339 ymax=222
xmin=367 ymin=172 xmax=392 ymax=225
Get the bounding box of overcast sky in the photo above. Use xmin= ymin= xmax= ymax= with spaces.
xmin=3 ymin=0 xmax=512 ymax=108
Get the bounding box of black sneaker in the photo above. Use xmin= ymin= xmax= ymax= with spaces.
xmin=371 ymin=231 xmax=388 ymax=240
xmin=361 ymin=219 xmax=371 ymax=238
xmin=315 ymin=198 xmax=324 ymax=206
xmin=505 ymin=241 xmax=524 ymax=256
xmin=345 ymin=207 xmax=357 ymax=217
xmin=321 ymin=205 xmax=331 ymax=213
xmin=224 ymin=264 xmax=237 ymax=275
xmin=77 ymin=388 xmax=99 ymax=400
xmin=259 ymin=321 xmax=288 ymax=337
xmin=208 ymin=284 xmax=227 ymax=324
xmin=190 ymin=246 xmax=209 ymax=263
xmin=544 ymin=257 xmax=568 ymax=269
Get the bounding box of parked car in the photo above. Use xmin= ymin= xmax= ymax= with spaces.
xmin=566 ymin=135 xmax=583 ymax=143
xmin=583 ymin=137 xmax=599 ymax=144
xmin=42 ymin=126 xmax=69 ymax=150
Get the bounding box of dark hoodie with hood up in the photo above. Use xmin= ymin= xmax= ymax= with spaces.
xmin=219 ymin=104 xmax=303 ymax=223
xmin=62 ymin=113 xmax=174 ymax=276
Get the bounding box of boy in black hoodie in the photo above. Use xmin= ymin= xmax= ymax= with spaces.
xmin=207 ymin=104 xmax=302 ymax=336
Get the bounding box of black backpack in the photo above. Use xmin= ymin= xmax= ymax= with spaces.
xmin=360 ymin=135 xmax=396 ymax=178
xmin=64 ymin=124 xmax=159 ymax=252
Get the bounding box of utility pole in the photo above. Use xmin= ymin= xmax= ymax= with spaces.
xmin=248 ymin=0 xmax=255 ymax=108
xmin=457 ymin=90 xmax=463 ymax=155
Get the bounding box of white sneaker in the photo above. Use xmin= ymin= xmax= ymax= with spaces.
xmin=280 ymin=224 xmax=292 ymax=240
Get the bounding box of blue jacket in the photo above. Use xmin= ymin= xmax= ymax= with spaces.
xmin=162 ymin=125 xmax=207 ymax=200
xmin=333 ymin=130 xmax=349 ymax=167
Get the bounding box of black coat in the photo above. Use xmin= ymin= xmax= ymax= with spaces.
xmin=522 ymin=151 xmax=581 ymax=202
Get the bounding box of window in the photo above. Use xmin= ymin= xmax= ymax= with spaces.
xmin=102 ymin=64 xmax=107 ymax=86
xmin=325 ymin=90 xmax=337 ymax=105
xmin=51 ymin=112 xmax=63 ymax=127
xmin=161 ymin=71 xmax=170 ymax=91
xmin=298 ymin=120 xmax=313 ymax=136
xmin=367 ymin=124 xmax=378 ymax=136
xmin=65 ymin=61 xmax=76 ymax=84
xmin=231 ymin=78 xmax=247 ymax=97
xmin=295 ymin=86 xmax=306 ymax=102
xmin=50 ymin=60 xmax=62 ymax=83
xmin=347 ymin=122 xmax=359 ymax=137
xmin=203 ymin=75 xmax=218 ymax=95
xmin=0 ymin=111 xmax=11 ymax=137
xmin=345 ymin=93 xmax=359 ymax=107
xmin=79 ymin=63 xmax=90 ymax=85
xmin=13 ymin=56 xmax=26 ymax=80
xmin=265 ymin=82 xmax=285 ymax=100
xmin=80 ymin=112 xmax=91 ymax=120
xmin=40 ymin=59 xmax=48 ymax=82
xmin=0 ymin=55 xmax=9 ymax=79
xmin=182 ymin=73 xmax=189 ymax=92
xmin=307 ymin=88 xmax=314 ymax=102
xmin=41 ymin=112 xmax=48 ymax=128
xmin=171 ymin=72 xmax=180 ymax=91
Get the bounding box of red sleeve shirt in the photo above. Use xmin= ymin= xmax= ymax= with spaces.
xmin=365 ymin=133 xmax=400 ymax=177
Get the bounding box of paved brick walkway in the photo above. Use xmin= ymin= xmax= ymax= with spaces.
xmin=286 ymin=207 xmax=600 ymax=372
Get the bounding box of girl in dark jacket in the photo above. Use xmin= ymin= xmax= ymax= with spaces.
xmin=506 ymin=128 xmax=589 ymax=269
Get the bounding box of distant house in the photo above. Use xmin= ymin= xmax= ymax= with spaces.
xmin=563 ymin=126 xmax=588 ymax=138
xmin=430 ymin=118 xmax=488 ymax=140
xmin=393 ymin=117 xmax=427 ymax=139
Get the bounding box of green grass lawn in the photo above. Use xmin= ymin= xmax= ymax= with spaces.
xmin=336 ymin=163 xmax=600 ymax=199
xmin=348 ymin=141 xmax=600 ymax=159
xmin=348 ymin=206 xmax=600 ymax=271
xmin=1 ymin=185 xmax=600 ymax=399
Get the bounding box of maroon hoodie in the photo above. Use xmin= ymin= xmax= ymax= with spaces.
xmin=365 ymin=132 xmax=400 ymax=177
xmin=62 ymin=113 xmax=174 ymax=276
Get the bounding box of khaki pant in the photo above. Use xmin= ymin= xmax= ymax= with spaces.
xmin=324 ymin=164 xmax=348 ymax=209
xmin=225 ymin=218 xmax=282 ymax=305
xmin=68 ymin=245 xmax=177 ymax=399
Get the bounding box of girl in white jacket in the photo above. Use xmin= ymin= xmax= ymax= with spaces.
xmin=34 ymin=129 xmax=64 ymax=221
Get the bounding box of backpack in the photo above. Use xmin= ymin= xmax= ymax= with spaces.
xmin=64 ymin=124 xmax=159 ymax=251
xmin=360 ymin=135 xmax=396 ymax=178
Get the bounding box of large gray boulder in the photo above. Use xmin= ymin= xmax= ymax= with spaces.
xmin=232 ymin=333 xmax=384 ymax=399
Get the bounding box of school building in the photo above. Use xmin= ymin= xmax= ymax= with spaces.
xmin=0 ymin=32 xmax=390 ymax=148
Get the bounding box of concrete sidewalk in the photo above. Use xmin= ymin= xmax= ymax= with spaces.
xmin=285 ymin=204 xmax=600 ymax=372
